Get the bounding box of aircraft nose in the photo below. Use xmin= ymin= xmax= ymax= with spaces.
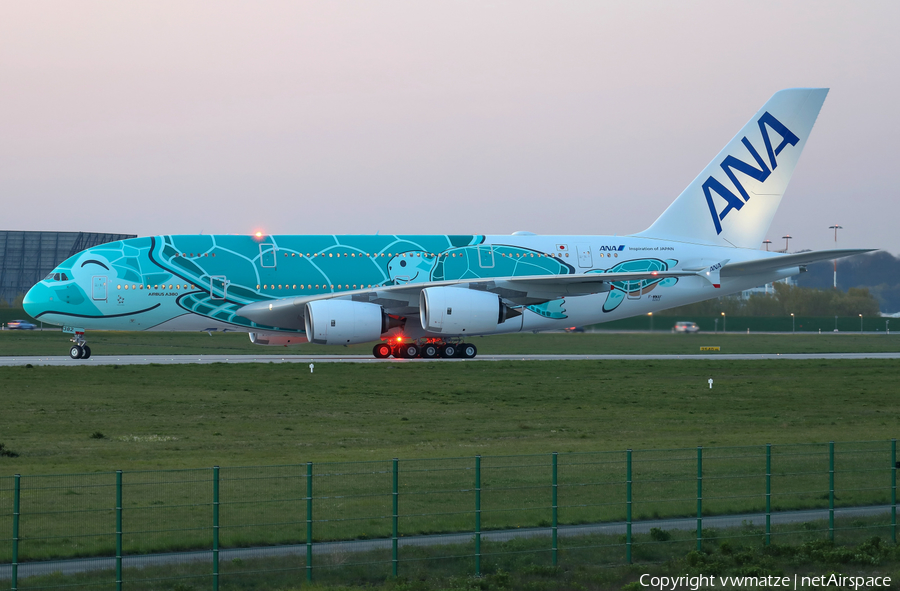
xmin=23 ymin=282 xmax=48 ymax=319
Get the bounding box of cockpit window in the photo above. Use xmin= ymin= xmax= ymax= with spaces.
xmin=60 ymin=273 xmax=68 ymax=281
xmin=54 ymin=273 xmax=61 ymax=281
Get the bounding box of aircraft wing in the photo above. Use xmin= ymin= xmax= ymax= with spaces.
xmin=236 ymin=270 xmax=696 ymax=329
xmin=237 ymin=249 xmax=874 ymax=329
xmin=721 ymin=249 xmax=875 ymax=277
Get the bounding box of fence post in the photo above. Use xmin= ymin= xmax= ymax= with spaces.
xmin=392 ymin=458 xmax=399 ymax=578
xmin=306 ymin=462 xmax=313 ymax=583
xmin=696 ymin=447 xmax=702 ymax=552
xmin=213 ymin=466 xmax=219 ymax=591
xmin=475 ymin=455 xmax=481 ymax=577
xmin=12 ymin=474 xmax=19 ymax=591
xmin=829 ymin=442 xmax=834 ymax=542
xmin=626 ymin=450 xmax=632 ymax=564
xmin=116 ymin=470 xmax=122 ymax=591
xmin=892 ymin=439 xmax=897 ymax=544
xmin=765 ymin=444 xmax=771 ymax=546
xmin=552 ymin=452 xmax=558 ymax=567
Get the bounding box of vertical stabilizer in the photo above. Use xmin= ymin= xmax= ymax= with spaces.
xmin=636 ymin=88 xmax=828 ymax=249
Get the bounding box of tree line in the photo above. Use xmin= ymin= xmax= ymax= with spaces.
xmin=657 ymin=283 xmax=882 ymax=317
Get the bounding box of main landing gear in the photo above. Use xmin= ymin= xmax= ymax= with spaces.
xmin=372 ymin=340 xmax=477 ymax=360
xmin=68 ymin=332 xmax=92 ymax=360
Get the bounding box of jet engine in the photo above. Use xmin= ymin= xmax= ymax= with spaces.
xmin=304 ymin=300 xmax=389 ymax=345
xmin=249 ymin=333 xmax=309 ymax=346
xmin=419 ymin=287 xmax=518 ymax=335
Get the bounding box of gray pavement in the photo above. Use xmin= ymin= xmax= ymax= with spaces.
xmin=1 ymin=352 xmax=900 ymax=366
xmin=1 ymin=505 xmax=891 ymax=580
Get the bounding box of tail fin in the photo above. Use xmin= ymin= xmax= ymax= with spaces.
xmin=637 ymin=88 xmax=828 ymax=249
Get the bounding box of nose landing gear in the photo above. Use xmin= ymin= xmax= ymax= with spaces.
xmin=68 ymin=331 xmax=91 ymax=359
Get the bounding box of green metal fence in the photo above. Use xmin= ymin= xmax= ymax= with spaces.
xmin=1 ymin=440 xmax=896 ymax=589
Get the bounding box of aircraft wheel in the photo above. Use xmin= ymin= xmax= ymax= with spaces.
xmin=461 ymin=343 xmax=477 ymax=359
xmin=373 ymin=343 xmax=392 ymax=359
xmin=421 ymin=343 xmax=439 ymax=358
xmin=398 ymin=343 xmax=420 ymax=359
xmin=70 ymin=345 xmax=83 ymax=359
xmin=81 ymin=345 xmax=92 ymax=359
xmin=440 ymin=344 xmax=457 ymax=358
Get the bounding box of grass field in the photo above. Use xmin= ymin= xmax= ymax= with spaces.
xmin=1 ymin=359 xmax=897 ymax=474
xmin=2 ymin=329 xmax=900 ymax=357
xmin=2 ymin=356 xmax=898 ymax=586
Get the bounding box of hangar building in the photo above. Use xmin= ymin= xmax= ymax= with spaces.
xmin=0 ymin=231 xmax=136 ymax=305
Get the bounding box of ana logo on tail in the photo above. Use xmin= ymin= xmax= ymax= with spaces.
xmin=704 ymin=112 xmax=800 ymax=234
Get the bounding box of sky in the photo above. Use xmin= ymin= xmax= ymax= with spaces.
xmin=2 ymin=1 xmax=898 ymax=254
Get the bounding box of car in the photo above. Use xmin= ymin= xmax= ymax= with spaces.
xmin=673 ymin=321 xmax=699 ymax=333
xmin=7 ymin=319 xmax=36 ymax=330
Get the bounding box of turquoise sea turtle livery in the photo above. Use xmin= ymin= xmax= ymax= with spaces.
xmin=22 ymin=88 xmax=874 ymax=359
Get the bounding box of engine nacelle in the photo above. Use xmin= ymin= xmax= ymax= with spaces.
xmin=304 ymin=300 xmax=387 ymax=345
xmin=249 ymin=333 xmax=309 ymax=346
xmin=419 ymin=287 xmax=513 ymax=335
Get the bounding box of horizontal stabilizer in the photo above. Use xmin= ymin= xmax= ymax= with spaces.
xmin=721 ymin=249 xmax=875 ymax=277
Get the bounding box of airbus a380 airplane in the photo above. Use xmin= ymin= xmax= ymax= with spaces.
xmin=23 ymin=88 xmax=872 ymax=360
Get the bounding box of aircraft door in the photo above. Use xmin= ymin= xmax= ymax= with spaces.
xmin=210 ymin=276 xmax=228 ymax=300
xmin=627 ymin=280 xmax=642 ymax=300
xmin=576 ymin=244 xmax=593 ymax=268
xmin=260 ymin=243 xmax=277 ymax=268
xmin=477 ymin=246 xmax=495 ymax=268
xmin=91 ymin=276 xmax=107 ymax=301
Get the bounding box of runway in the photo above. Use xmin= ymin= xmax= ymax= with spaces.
xmin=1 ymin=352 xmax=899 ymax=366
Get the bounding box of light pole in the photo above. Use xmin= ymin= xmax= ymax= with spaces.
xmin=829 ymin=225 xmax=843 ymax=289
xmin=721 ymin=312 xmax=726 ymax=333
xmin=763 ymin=239 xmax=772 ymax=251
xmin=860 ymin=314 xmax=863 ymax=333
xmin=782 ymin=235 xmax=792 ymax=252
xmin=791 ymin=313 xmax=795 ymax=334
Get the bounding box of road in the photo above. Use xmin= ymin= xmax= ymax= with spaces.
xmin=1 ymin=505 xmax=890 ymax=580
xmin=1 ymin=352 xmax=899 ymax=366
